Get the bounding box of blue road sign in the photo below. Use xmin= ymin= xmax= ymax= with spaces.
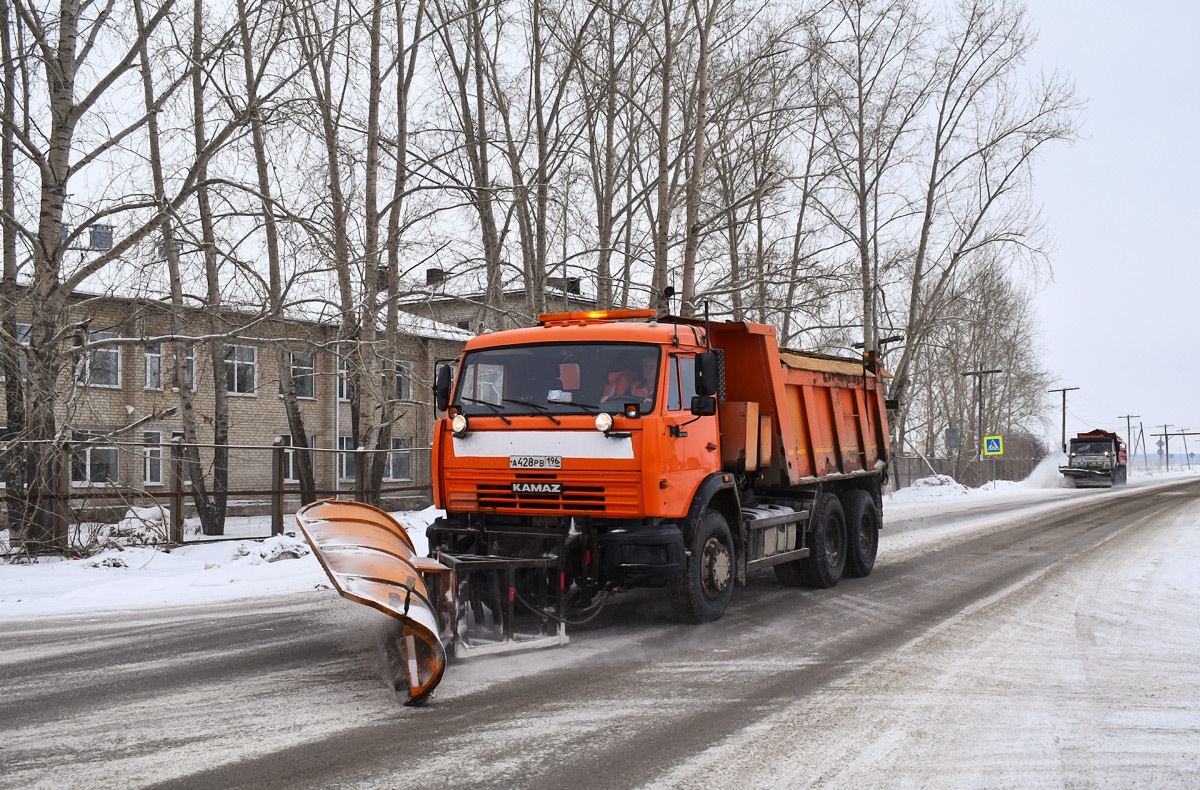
xmin=983 ymin=435 xmax=1004 ymax=456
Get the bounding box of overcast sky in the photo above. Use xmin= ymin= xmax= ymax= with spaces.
xmin=1023 ymin=0 xmax=1200 ymax=453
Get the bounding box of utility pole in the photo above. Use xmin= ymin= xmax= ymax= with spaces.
xmin=1119 ymin=414 xmax=1139 ymax=473
xmin=1139 ymin=421 xmax=1149 ymax=471
xmin=1162 ymin=424 xmax=1171 ymax=472
xmin=963 ymin=369 xmax=1003 ymax=484
xmin=1048 ymin=387 xmax=1079 ymax=453
xmin=1118 ymin=414 xmax=1139 ymax=457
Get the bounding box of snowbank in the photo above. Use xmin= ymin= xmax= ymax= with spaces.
xmin=0 ymin=506 xmax=443 ymax=619
xmin=889 ymin=454 xmax=1071 ymax=505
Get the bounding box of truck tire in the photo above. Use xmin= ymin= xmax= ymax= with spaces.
xmin=843 ymin=490 xmax=879 ymax=579
xmin=776 ymin=494 xmax=846 ymax=589
xmin=669 ymin=510 xmax=734 ymax=624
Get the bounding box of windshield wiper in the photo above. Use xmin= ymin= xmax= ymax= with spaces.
xmin=458 ymin=396 xmax=512 ymax=425
xmin=552 ymin=400 xmax=601 ymax=415
xmin=502 ymin=398 xmax=561 ymax=425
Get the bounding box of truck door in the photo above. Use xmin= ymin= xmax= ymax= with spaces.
xmin=661 ymin=354 xmax=721 ymax=503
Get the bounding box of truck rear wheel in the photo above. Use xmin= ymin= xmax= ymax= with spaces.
xmin=843 ymin=490 xmax=879 ymax=578
xmin=669 ymin=510 xmax=734 ymax=624
xmin=776 ymin=494 xmax=845 ymax=589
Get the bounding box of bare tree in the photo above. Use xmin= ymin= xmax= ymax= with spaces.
xmin=882 ymin=0 xmax=1079 ymax=434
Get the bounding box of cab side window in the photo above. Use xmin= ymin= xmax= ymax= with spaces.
xmin=668 ymin=357 xmax=681 ymax=411
xmin=678 ymin=356 xmax=697 ymax=406
xmin=667 ymin=355 xmax=696 ymax=412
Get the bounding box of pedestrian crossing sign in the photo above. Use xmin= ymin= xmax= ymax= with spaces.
xmin=983 ymin=435 xmax=1004 ymax=456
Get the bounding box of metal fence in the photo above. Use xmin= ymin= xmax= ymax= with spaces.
xmin=890 ymin=455 xmax=1041 ymax=490
xmin=2 ymin=439 xmax=433 ymax=552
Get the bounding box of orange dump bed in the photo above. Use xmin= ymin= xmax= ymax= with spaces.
xmin=711 ymin=322 xmax=890 ymax=485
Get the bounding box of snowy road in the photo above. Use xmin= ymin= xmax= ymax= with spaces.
xmin=3 ymin=479 xmax=1199 ymax=789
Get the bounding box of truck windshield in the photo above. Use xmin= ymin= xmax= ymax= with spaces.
xmin=1071 ymin=441 xmax=1113 ymax=455
xmin=453 ymin=343 xmax=660 ymax=416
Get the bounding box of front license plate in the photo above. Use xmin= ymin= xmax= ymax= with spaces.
xmin=509 ymin=455 xmax=562 ymax=470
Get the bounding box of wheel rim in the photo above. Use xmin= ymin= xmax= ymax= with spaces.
xmin=824 ymin=515 xmax=843 ymax=567
xmin=700 ymin=536 xmax=732 ymax=600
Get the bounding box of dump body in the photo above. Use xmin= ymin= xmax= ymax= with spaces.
xmin=1060 ymin=428 xmax=1127 ymax=488
xmin=708 ymin=322 xmax=890 ymax=488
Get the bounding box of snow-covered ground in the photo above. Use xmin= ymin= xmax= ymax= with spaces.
xmin=0 ymin=507 xmax=438 ymax=619
xmin=0 ymin=459 xmax=1195 ymax=621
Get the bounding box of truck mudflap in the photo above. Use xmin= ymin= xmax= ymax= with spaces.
xmin=295 ymin=500 xmax=448 ymax=704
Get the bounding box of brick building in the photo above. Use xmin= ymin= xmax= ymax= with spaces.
xmin=3 ymin=290 xmax=470 ymax=509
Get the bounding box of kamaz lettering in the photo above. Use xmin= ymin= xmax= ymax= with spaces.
xmin=512 ymin=482 xmax=562 ymax=494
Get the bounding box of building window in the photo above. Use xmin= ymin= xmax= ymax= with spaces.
xmin=457 ymin=320 xmax=471 ymax=331
xmin=224 ymin=344 xmax=256 ymax=394
xmin=336 ymin=350 xmax=349 ymax=401
xmin=71 ymin=431 xmax=118 ymax=485
xmin=281 ymin=350 xmax=315 ymax=399
xmin=78 ymin=331 xmax=121 ymax=388
xmin=0 ymin=322 xmax=31 ymax=381
xmin=281 ymin=433 xmax=314 ymax=483
xmin=384 ymin=437 xmax=411 ymax=481
xmin=144 ymin=344 xmax=163 ymax=390
xmin=144 ymin=431 xmax=162 ymax=485
xmin=337 ymin=436 xmax=356 ymax=480
xmin=381 ymin=360 xmax=412 ymax=401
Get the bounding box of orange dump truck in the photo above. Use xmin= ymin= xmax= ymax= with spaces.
xmin=298 ymin=309 xmax=891 ymax=702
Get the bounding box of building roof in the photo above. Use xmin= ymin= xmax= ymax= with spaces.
xmin=52 ymin=286 xmax=473 ymax=343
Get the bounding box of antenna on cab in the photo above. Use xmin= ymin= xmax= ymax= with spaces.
xmin=664 ymin=285 xmax=679 ymax=347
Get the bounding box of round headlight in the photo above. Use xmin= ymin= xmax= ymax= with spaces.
xmin=450 ymin=414 xmax=469 ymax=435
xmin=594 ymin=413 xmax=614 ymax=432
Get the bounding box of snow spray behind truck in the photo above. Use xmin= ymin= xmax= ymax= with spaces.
xmin=297 ymin=310 xmax=892 ymax=703
xmin=1059 ymin=429 xmax=1128 ymax=488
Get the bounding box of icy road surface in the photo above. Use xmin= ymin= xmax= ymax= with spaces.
xmin=2 ymin=477 xmax=1199 ymax=788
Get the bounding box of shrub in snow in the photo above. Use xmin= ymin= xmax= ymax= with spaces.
xmin=888 ymin=474 xmax=971 ymax=503
xmin=909 ymin=474 xmax=967 ymax=493
xmin=230 ymin=534 xmax=312 ymax=565
xmin=91 ymin=507 xmax=169 ymax=551
xmin=83 ymin=554 xmax=130 ymax=569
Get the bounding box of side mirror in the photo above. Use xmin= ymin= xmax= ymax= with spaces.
xmin=434 ymin=365 xmax=452 ymax=412
xmin=690 ymin=395 xmax=717 ymax=417
xmin=695 ymin=351 xmax=719 ymax=398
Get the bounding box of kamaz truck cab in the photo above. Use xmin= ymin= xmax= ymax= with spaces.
xmin=1060 ymin=429 xmax=1127 ymax=488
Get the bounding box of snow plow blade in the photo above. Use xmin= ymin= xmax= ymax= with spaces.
xmin=1058 ymin=467 xmax=1114 ymax=488
xmin=295 ymin=500 xmax=448 ymax=704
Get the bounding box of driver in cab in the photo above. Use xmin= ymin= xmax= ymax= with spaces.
xmin=602 ymin=353 xmax=655 ymax=402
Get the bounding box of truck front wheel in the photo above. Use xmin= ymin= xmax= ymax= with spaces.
xmin=669 ymin=510 xmax=734 ymax=624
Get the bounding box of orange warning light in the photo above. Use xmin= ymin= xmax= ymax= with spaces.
xmin=537 ymin=308 xmax=657 ymax=325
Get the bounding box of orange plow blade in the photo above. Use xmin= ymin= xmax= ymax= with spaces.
xmin=295 ymin=500 xmax=448 ymax=704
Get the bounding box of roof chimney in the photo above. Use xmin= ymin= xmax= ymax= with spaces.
xmin=426 ymin=267 xmax=444 ymax=286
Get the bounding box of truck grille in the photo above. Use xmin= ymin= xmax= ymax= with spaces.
xmin=444 ymin=470 xmax=640 ymax=517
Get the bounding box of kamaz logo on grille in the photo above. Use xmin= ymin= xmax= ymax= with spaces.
xmin=512 ymin=482 xmax=562 ymax=494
